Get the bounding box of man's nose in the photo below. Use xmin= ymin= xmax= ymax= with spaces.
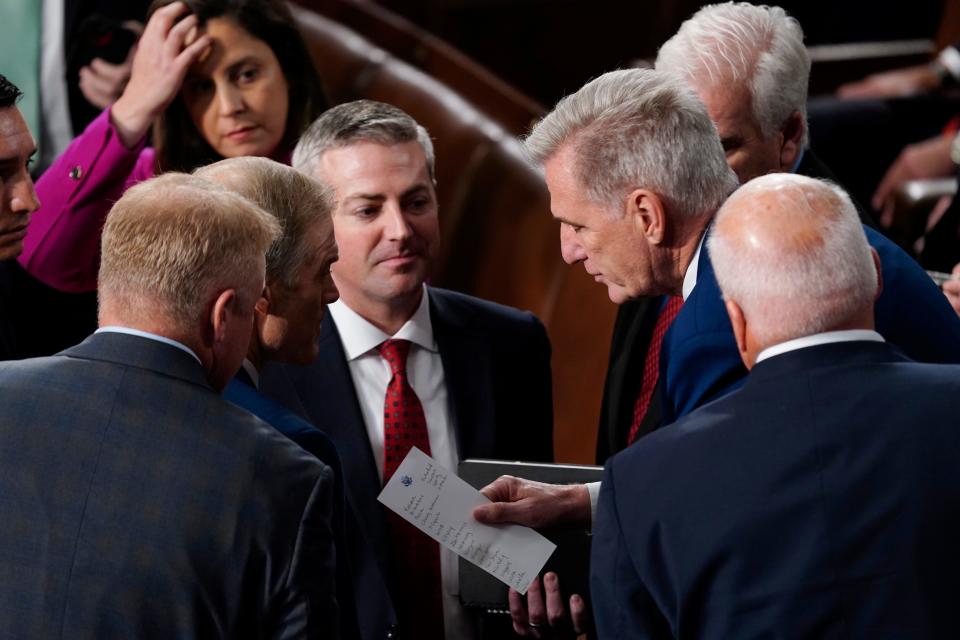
xmin=9 ymin=172 xmax=40 ymax=215
xmin=383 ymin=204 xmax=413 ymax=240
xmin=559 ymin=224 xmax=586 ymax=264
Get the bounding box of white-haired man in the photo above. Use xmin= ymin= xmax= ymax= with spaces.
xmin=261 ymin=99 xmax=554 ymax=640
xmin=598 ymin=3 xmax=876 ymax=462
xmin=592 ymin=173 xmax=960 ymax=637
xmin=0 ymin=173 xmax=338 ymax=637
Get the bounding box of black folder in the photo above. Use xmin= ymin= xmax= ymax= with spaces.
xmin=457 ymin=459 xmax=603 ymax=613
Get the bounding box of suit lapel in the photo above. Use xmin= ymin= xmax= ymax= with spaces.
xmin=290 ymin=315 xmax=392 ymax=575
xmin=430 ymin=289 xmax=497 ymax=460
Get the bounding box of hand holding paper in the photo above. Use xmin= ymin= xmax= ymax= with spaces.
xmin=377 ymin=447 xmax=556 ymax=594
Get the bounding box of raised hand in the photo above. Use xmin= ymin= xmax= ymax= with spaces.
xmin=110 ymin=2 xmax=211 ymax=148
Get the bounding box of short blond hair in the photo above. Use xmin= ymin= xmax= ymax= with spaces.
xmin=195 ymin=157 xmax=334 ymax=289
xmin=99 ymin=173 xmax=280 ymax=330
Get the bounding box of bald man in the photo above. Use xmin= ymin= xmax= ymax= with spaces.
xmin=591 ymin=174 xmax=960 ymax=638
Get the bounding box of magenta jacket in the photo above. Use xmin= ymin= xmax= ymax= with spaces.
xmin=19 ymin=108 xmax=155 ymax=293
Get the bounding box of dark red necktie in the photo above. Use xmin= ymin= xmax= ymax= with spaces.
xmin=627 ymin=296 xmax=683 ymax=445
xmin=377 ymin=339 xmax=444 ymax=639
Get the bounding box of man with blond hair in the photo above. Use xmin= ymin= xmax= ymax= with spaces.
xmin=0 ymin=173 xmax=338 ymax=638
xmin=593 ymin=173 xmax=960 ymax=637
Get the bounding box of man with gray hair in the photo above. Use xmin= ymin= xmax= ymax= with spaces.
xmin=0 ymin=173 xmax=339 ymax=637
xmin=592 ymin=173 xmax=960 ymax=637
xmin=656 ymin=1 xmax=811 ymax=184
xmin=599 ymin=2 xmax=882 ymax=464
xmin=262 ymin=99 xmax=554 ymax=640
xmin=475 ymin=67 xmax=960 ymax=633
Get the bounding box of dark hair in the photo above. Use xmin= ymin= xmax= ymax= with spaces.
xmin=148 ymin=0 xmax=328 ymax=172
xmin=0 ymin=73 xmax=23 ymax=109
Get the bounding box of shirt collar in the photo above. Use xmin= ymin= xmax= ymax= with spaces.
xmin=239 ymin=359 xmax=260 ymax=389
xmin=789 ymin=147 xmax=806 ymax=174
xmin=756 ymin=329 xmax=885 ymax=364
xmin=681 ymin=230 xmax=707 ymax=301
xmin=95 ymin=326 xmax=202 ymax=365
xmin=328 ymin=285 xmax=438 ymax=360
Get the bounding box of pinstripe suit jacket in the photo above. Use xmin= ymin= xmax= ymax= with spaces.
xmin=0 ymin=332 xmax=338 ymax=640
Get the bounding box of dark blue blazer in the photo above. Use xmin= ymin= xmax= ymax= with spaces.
xmin=225 ymin=375 xmax=361 ymax=640
xmin=260 ymin=287 xmax=554 ymax=640
xmin=593 ymin=340 xmax=960 ymax=638
xmin=660 ymin=225 xmax=960 ymax=424
xmin=0 ymin=332 xmax=337 ymax=639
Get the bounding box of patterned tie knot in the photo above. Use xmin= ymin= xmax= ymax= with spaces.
xmin=377 ymin=339 xmax=411 ymax=377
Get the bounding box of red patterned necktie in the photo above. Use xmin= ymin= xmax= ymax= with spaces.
xmin=377 ymin=339 xmax=444 ymax=639
xmin=627 ymin=296 xmax=684 ymax=445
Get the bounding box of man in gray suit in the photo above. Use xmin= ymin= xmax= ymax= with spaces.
xmin=0 ymin=173 xmax=338 ymax=639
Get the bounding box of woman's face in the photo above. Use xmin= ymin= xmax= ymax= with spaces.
xmin=181 ymin=17 xmax=289 ymax=159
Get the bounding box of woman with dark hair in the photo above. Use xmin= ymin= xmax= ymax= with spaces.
xmin=19 ymin=0 xmax=327 ymax=295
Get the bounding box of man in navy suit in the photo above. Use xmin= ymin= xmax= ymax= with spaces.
xmin=593 ymin=173 xmax=960 ymax=637
xmin=476 ymin=66 xmax=960 ymax=633
xmin=599 ymin=3 xmax=876 ymax=462
xmin=0 ymin=173 xmax=338 ymax=638
xmin=261 ymin=100 xmax=554 ymax=640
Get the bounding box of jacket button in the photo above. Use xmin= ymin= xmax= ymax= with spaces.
xmin=385 ymin=623 xmax=399 ymax=639
xmin=69 ymin=166 xmax=83 ymax=180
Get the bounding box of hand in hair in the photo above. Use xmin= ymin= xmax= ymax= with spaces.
xmin=111 ymin=2 xmax=211 ymax=148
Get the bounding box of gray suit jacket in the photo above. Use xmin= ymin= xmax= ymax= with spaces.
xmin=0 ymin=332 xmax=338 ymax=639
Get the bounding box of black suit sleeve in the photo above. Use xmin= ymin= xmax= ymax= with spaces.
xmin=274 ymin=463 xmax=339 ymax=640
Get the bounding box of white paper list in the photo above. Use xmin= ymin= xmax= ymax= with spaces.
xmin=377 ymin=447 xmax=556 ymax=594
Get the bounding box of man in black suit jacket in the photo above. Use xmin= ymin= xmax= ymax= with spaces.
xmin=598 ymin=3 xmax=876 ymax=462
xmin=593 ymin=172 xmax=960 ymax=638
xmin=262 ymin=100 xmax=554 ymax=640
xmin=0 ymin=73 xmax=102 ymax=361
xmin=0 ymin=173 xmax=338 ymax=638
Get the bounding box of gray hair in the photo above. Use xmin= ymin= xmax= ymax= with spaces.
xmin=293 ymin=99 xmax=436 ymax=180
xmin=524 ymin=68 xmax=737 ymax=217
xmin=195 ymin=157 xmax=334 ymax=289
xmin=709 ymin=173 xmax=877 ymax=345
xmin=99 ymin=173 xmax=280 ymax=332
xmin=656 ymin=2 xmax=810 ymax=148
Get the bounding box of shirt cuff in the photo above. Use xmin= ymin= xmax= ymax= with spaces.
xmin=586 ymin=481 xmax=602 ymax=523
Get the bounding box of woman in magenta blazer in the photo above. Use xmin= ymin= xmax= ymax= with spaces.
xmin=19 ymin=0 xmax=326 ymax=294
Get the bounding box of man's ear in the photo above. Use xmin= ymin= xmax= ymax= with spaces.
xmin=778 ymin=111 xmax=804 ymax=171
xmin=725 ymin=298 xmax=753 ymax=370
xmin=255 ymin=285 xmax=272 ymax=320
xmin=626 ymin=188 xmax=667 ymax=245
xmin=870 ymin=247 xmax=884 ymax=300
xmin=210 ymin=288 xmax=238 ymax=345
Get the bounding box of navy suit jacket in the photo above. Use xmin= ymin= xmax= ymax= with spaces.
xmin=593 ymin=340 xmax=960 ymax=638
xmin=260 ymin=287 xmax=554 ymax=640
xmin=661 ymin=225 xmax=960 ymax=424
xmin=225 ymin=375 xmax=360 ymax=640
xmin=0 ymin=332 xmax=337 ymax=639
xmin=595 ymin=151 xmax=877 ymax=461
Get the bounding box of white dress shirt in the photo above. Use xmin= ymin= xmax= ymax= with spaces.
xmin=587 ymin=229 xmax=710 ymax=519
xmin=328 ymin=286 xmax=474 ymax=640
xmin=756 ymin=330 xmax=885 ymax=363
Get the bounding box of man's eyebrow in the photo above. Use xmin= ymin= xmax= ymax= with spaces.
xmin=343 ymin=193 xmax=385 ymax=202
xmin=0 ymin=147 xmax=37 ymax=166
